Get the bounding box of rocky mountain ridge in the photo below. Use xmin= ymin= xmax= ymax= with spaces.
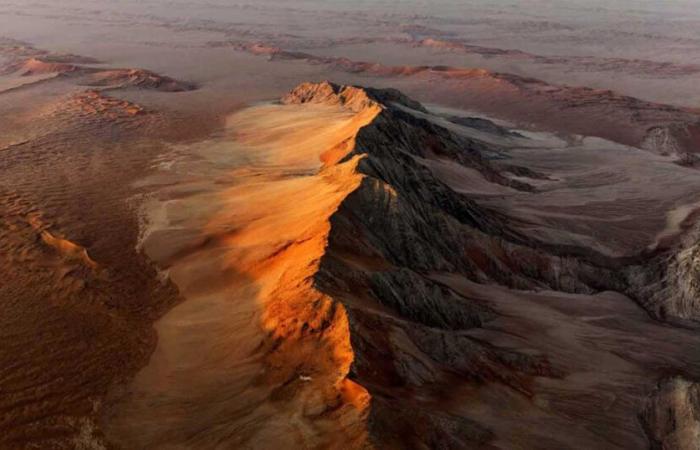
xmin=260 ymin=81 xmax=700 ymax=448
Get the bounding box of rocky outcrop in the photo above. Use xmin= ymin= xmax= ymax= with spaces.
xmin=627 ymin=222 xmax=700 ymax=323
xmin=282 ymin=80 xmax=426 ymax=113
xmin=289 ymin=83 xmax=700 ymax=328
xmin=642 ymin=124 xmax=700 ymax=162
xmin=641 ymin=377 xmax=700 ymax=449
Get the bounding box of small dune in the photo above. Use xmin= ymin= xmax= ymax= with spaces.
xmin=81 ymin=68 xmax=196 ymax=92
xmin=12 ymin=57 xmax=81 ymax=76
xmin=0 ymin=39 xmax=196 ymax=94
xmin=28 ymin=216 xmax=98 ymax=269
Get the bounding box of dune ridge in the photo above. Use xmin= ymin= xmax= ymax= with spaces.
xmin=223 ymin=85 xmax=382 ymax=446
xmin=414 ymin=37 xmax=700 ymax=77
xmin=211 ymin=33 xmax=700 ymax=79
xmin=0 ymin=38 xmax=196 ymax=93
xmin=28 ymin=215 xmax=99 ymax=270
xmin=230 ymin=42 xmax=700 ymax=159
xmin=102 ymin=83 xmax=382 ymax=448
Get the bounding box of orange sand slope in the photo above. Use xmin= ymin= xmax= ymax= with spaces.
xmin=104 ymin=83 xmax=381 ymax=449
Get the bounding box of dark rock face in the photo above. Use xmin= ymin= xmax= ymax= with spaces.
xmin=368 ymin=397 xmax=493 ymax=450
xmin=279 ymin=81 xmax=591 ymax=446
xmin=281 ymin=80 xmax=427 ymax=114
xmin=281 ymin=81 xmax=700 ymax=448
xmin=368 ymin=268 xmax=493 ymax=330
xmin=642 ymin=123 xmax=700 ymax=158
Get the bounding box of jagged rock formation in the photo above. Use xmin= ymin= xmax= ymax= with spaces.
xmin=266 ymin=81 xmax=620 ymax=446
xmin=86 ymin=79 xmax=700 ymax=449
xmin=627 ymin=222 xmax=700 ymax=323
xmin=641 ymin=377 xmax=700 ymax=449
xmin=284 ymin=83 xmax=700 ymax=326
xmin=252 ymin=81 xmax=700 ymax=448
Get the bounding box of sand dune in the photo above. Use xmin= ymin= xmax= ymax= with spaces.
xmin=103 ymin=86 xmax=380 ymax=448
xmin=0 ymin=40 xmax=194 ymax=448
xmin=28 ymin=215 xmax=99 ymax=270
xmin=0 ymin=39 xmax=196 ymax=94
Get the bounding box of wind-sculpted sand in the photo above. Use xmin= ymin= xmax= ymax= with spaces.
xmin=103 ymin=98 xmax=379 ymax=448
xmin=0 ymin=40 xmax=201 ymax=448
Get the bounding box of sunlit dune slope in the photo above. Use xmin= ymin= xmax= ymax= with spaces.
xmin=104 ymin=83 xmax=381 ymax=449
